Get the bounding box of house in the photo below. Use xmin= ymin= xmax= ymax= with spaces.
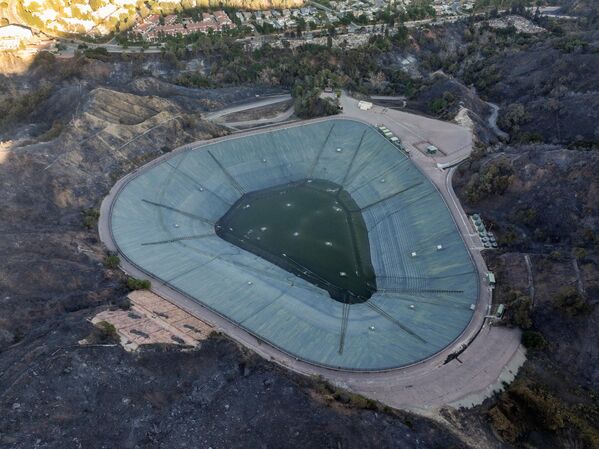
xmin=187 ymin=22 xmax=210 ymax=33
xmin=145 ymin=29 xmax=159 ymax=40
xmin=159 ymin=23 xmax=185 ymax=36
xmin=214 ymin=10 xmax=234 ymax=28
xmin=270 ymin=19 xmax=284 ymax=29
xmin=146 ymin=14 xmax=161 ymax=25
xmin=164 ymin=14 xmax=178 ymax=25
xmin=326 ymin=12 xmax=338 ymax=22
xmin=133 ymin=21 xmax=154 ymax=34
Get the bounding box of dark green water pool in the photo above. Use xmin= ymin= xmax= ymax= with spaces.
xmin=215 ymin=179 xmax=376 ymax=304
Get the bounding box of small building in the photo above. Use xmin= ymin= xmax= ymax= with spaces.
xmin=487 ymin=272 xmax=496 ymax=287
xmin=426 ymin=144 xmax=438 ymax=155
xmin=146 ymin=14 xmax=161 ymax=25
xmin=495 ymin=303 xmax=505 ymax=319
xmin=164 ymin=14 xmax=178 ymax=25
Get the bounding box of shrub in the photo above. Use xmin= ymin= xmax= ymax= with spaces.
xmin=83 ymin=47 xmax=111 ymax=61
xmin=117 ymin=296 xmax=131 ymax=310
xmin=464 ymin=160 xmax=514 ymax=203
xmin=513 ymin=306 xmax=532 ymax=329
xmin=506 ymin=290 xmax=532 ymax=329
xmin=498 ymin=227 xmax=519 ymax=246
xmin=521 ymin=330 xmax=546 ymax=349
xmin=127 ymin=277 xmax=151 ymax=290
xmin=498 ymin=102 xmax=528 ymax=134
xmin=293 ymin=91 xmax=339 ymax=118
xmin=488 ymin=405 xmax=519 ymax=443
xmin=429 ymin=97 xmax=448 ymax=116
xmin=36 ymin=120 xmax=63 ymax=142
xmin=104 ymin=254 xmax=120 ymax=269
xmin=494 ymin=380 xmax=599 ymax=448
xmin=82 ymin=208 xmax=100 ymax=229
xmin=429 ymin=91 xmax=456 ymax=117
xmin=516 ymin=131 xmax=543 ymax=144
xmin=311 ymin=376 xmax=383 ymax=411
xmin=555 ymin=286 xmax=590 ymax=316
xmin=0 ymin=84 xmax=53 ymax=131
xmin=513 ymin=207 xmax=538 ymax=226
xmin=573 ymin=247 xmax=587 ymax=261
xmin=86 ymin=320 xmax=119 ymax=344
xmin=555 ymin=37 xmax=588 ymax=53
xmin=175 ymin=72 xmax=213 ymax=88
xmin=509 ymin=383 xmax=566 ymax=431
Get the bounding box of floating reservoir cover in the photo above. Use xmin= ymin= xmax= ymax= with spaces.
xmin=109 ymin=119 xmax=478 ymax=371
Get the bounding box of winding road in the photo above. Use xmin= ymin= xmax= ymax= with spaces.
xmin=487 ymin=102 xmax=509 ymax=141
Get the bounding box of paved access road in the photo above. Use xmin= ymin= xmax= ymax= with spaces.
xmin=203 ymin=94 xmax=292 ymax=121
xmin=99 ymin=93 xmax=524 ymax=414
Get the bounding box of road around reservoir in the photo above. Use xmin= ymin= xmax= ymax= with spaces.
xmin=98 ymin=92 xmax=525 ymax=415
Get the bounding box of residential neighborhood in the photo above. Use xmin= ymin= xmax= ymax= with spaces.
xmin=131 ymin=11 xmax=236 ymax=40
xmin=9 ymin=0 xmax=479 ymax=41
xmin=0 ymin=0 xmax=506 ymax=55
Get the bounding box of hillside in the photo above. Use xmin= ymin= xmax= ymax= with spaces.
xmin=1 ymin=5 xmax=598 ymax=449
xmin=16 ymin=0 xmax=303 ymax=35
xmin=0 ymin=52 xmax=476 ymax=449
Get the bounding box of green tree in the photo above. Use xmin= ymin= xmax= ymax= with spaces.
xmin=521 ymin=330 xmax=546 ymax=349
xmin=90 ymin=0 xmax=103 ymax=11
xmin=104 ymin=254 xmax=121 ymax=269
xmin=555 ymin=286 xmax=590 ymax=316
xmin=498 ymin=102 xmax=527 ymax=133
xmin=126 ymin=277 xmax=151 ymax=290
